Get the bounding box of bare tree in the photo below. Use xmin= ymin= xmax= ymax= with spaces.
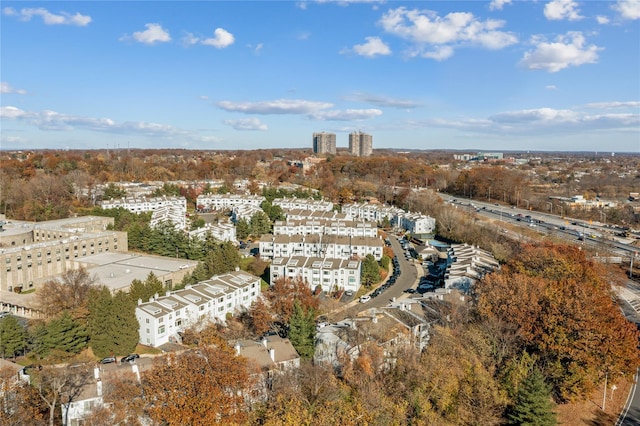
xmin=37 ymin=267 xmax=99 ymax=319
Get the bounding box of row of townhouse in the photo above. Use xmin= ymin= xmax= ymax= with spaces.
xmin=149 ymin=204 xmax=188 ymax=231
xmin=232 ymin=204 xmax=264 ymax=223
xmin=259 ymin=234 xmax=383 ymax=261
xmin=188 ymin=221 xmax=237 ymax=242
xmin=0 ymin=216 xmax=127 ymax=294
xmin=100 ymin=195 xmax=187 ymax=213
xmin=136 ymin=270 xmax=261 ymax=347
xmin=283 ymin=209 xmax=350 ymax=221
xmin=272 ymin=197 xmax=333 ymax=212
xmin=342 ymin=202 xmax=404 ymax=223
xmin=273 ymin=219 xmax=378 ymax=238
xmin=270 ymin=256 xmax=362 ymax=293
xmin=197 ymin=193 xmax=265 ymax=211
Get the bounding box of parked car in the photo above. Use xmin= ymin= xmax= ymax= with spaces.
xmin=121 ymin=354 xmax=140 ymax=364
xmin=100 ymin=356 xmax=117 ymax=364
xmin=0 ymin=311 xmax=10 ymax=319
xmin=404 ymin=288 xmax=416 ymax=294
xmin=359 ymin=295 xmax=371 ymax=303
xmin=344 ymin=290 xmax=354 ymax=297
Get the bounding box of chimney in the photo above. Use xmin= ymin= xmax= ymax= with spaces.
xmin=137 ymin=298 xmax=143 ymax=306
xmin=235 ymin=341 xmax=241 ymax=355
xmin=262 ymin=337 xmax=268 ymax=348
xmin=96 ymin=379 xmax=103 ymax=397
xmin=132 ymin=364 xmax=141 ymax=382
xmin=93 ymin=367 xmax=100 ymax=380
xmin=269 ymin=348 xmax=275 ymax=363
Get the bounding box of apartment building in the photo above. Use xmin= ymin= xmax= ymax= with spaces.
xmin=270 ymin=256 xmax=361 ymax=293
xmin=394 ymin=212 xmax=436 ymax=237
xmin=272 ymin=197 xmax=334 ymax=212
xmin=342 ymin=202 xmax=404 ymax=223
xmin=188 ymin=221 xmax=237 ymax=242
xmin=232 ymin=204 xmax=264 ymax=223
xmin=136 ymin=270 xmax=261 ymax=347
xmin=149 ymin=204 xmax=188 ymax=231
xmin=101 ymin=195 xmax=186 ymax=214
xmin=259 ymin=234 xmax=383 ymax=261
xmin=348 ymin=131 xmax=373 ymax=157
xmin=284 ymin=209 xmax=350 ymax=221
xmin=0 ymin=216 xmax=127 ymax=294
xmin=312 ymin=132 xmax=337 ymax=155
xmin=196 ymin=194 xmax=265 ymax=212
xmin=273 ymin=219 xmax=378 ymax=238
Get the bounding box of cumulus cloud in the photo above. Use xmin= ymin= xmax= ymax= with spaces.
xmin=379 ymin=7 xmax=517 ymax=60
xmin=347 ymin=36 xmax=391 ymax=57
xmin=216 ymin=99 xmax=381 ymax=121
xmin=612 ymin=0 xmax=640 ymax=20
xmin=181 ymin=28 xmax=235 ymax=48
xmin=0 ymin=106 xmax=197 ymax=138
xmin=223 ymin=118 xmax=268 ymax=131
xmin=2 ymin=6 xmax=91 ymax=26
xmin=489 ymin=0 xmax=512 ymax=11
xmin=520 ymin=32 xmax=601 ymax=72
xmin=344 ymin=92 xmax=421 ymax=109
xmin=201 ymin=28 xmax=235 ymax=48
xmin=544 ymin=0 xmax=583 ymax=21
xmin=121 ymin=23 xmax=171 ymax=45
xmin=596 ymin=15 xmax=610 ymax=24
xmin=0 ymin=82 xmax=27 ymax=94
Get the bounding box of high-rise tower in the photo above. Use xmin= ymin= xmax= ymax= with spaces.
xmin=313 ymin=132 xmax=336 ymax=154
xmin=348 ymin=131 xmax=373 ymax=157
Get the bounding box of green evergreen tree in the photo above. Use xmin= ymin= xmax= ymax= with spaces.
xmin=0 ymin=315 xmax=28 ymax=358
xmin=288 ymin=301 xmax=316 ymax=359
xmin=89 ymin=288 xmax=139 ymax=358
xmin=508 ymin=368 xmax=557 ymax=426
xmin=35 ymin=311 xmax=88 ymax=357
xmin=249 ymin=211 xmax=271 ymax=236
xmin=127 ymin=272 xmax=164 ymax=303
xmin=236 ymin=219 xmax=250 ymax=240
xmin=361 ymin=254 xmax=380 ymax=287
xmin=111 ymin=291 xmax=139 ymax=355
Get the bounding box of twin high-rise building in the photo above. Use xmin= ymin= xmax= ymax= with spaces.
xmin=312 ymin=132 xmax=337 ymax=155
xmin=312 ymin=131 xmax=373 ymax=157
xmin=348 ymin=131 xmax=373 ymax=157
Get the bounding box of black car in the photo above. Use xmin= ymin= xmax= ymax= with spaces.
xmin=404 ymin=288 xmax=416 ymax=294
xmin=121 ymin=354 xmax=140 ymax=364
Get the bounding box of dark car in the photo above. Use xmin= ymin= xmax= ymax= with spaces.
xmin=404 ymin=288 xmax=416 ymax=294
xmin=121 ymin=354 xmax=140 ymax=364
xmin=100 ymin=356 xmax=117 ymax=364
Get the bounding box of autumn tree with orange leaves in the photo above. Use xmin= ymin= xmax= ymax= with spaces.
xmin=475 ymin=242 xmax=640 ymax=402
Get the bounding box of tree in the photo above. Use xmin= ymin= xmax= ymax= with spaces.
xmin=102 ymin=183 xmax=126 ymax=199
xmin=361 ymin=254 xmax=380 ymax=287
xmin=236 ymin=218 xmax=250 ymax=240
xmin=249 ymin=297 xmax=273 ymax=336
xmin=0 ymin=315 xmax=28 ymax=358
xmin=36 ymin=267 xmax=98 ymax=319
xmin=141 ymin=335 xmax=252 ymax=425
xmin=507 ymin=368 xmax=557 ymax=426
xmin=88 ymin=288 xmax=139 ymax=358
xmin=33 ymin=312 xmax=88 ymax=358
xmin=264 ymin=277 xmax=319 ymax=324
xmin=0 ymin=366 xmax=48 ymax=425
xmin=288 ymin=301 xmax=316 ymax=359
xmin=128 ymin=272 xmax=164 ymax=304
xmin=250 ymin=211 xmax=271 ymax=236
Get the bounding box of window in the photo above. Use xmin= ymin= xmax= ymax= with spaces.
xmin=145 ymin=318 xmax=150 ymax=324
xmin=158 ymin=326 xmax=165 ymax=334
xmin=199 ymin=305 xmax=204 ymax=311
xmin=159 ymin=317 xmax=164 ymax=323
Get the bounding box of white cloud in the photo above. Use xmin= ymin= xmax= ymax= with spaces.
xmin=546 ymin=85 xmax=558 ymax=90
xmin=612 ymin=0 xmax=640 ymax=20
xmin=216 ymin=99 xmax=381 ymax=121
xmin=583 ymin=101 xmax=640 ymax=109
xmin=349 ymin=37 xmax=391 ymax=57
xmin=182 ymin=32 xmax=200 ymax=46
xmin=596 ymin=15 xmax=610 ymax=24
xmin=520 ymin=32 xmax=601 ymax=72
xmin=489 ymin=0 xmax=512 ymax=11
xmin=0 ymin=82 xmax=27 ymax=94
xmin=379 ymin=7 xmax=517 ymax=60
xmin=344 ymin=92 xmax=421 ymax=109
xmin=217 ymin=99 xmax=333 ymax=115
xmin=121 ymin=23 xmax=171 ymax=45
xmin=2 ymin=7 xmax=91 ymax=26
xmin=248 ymin=43 xmax=264 ymax=54
xmin=201 ymin=28 xmax=235 ymax=49
xmin=223 ymin=118 xmax=268 ymax=131
xmin=309 ymin=109 xmax=382 ymax=121
xmin=544 ymin=0 xmax=583 ymax=21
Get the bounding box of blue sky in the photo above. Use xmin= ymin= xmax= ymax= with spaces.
xmin=1 ymin=0 xmax=639 ymax=153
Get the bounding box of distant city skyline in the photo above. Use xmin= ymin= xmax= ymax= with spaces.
xmin=1 ymin=1 xmax=639 ymax=152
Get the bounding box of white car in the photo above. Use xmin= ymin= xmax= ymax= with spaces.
xmin=359 ymin=295 xmax=371 ymax=303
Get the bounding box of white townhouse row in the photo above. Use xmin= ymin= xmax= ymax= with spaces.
xmin=149 ymin=205 xmax=188 ymax=231
xmin=342 ymin=202 xmax=404 ymax=223
xmin=232 ymin=204 xmax=264 ymax=223
xmin=101 ymin=195 xmax=187 ymax=214
xmin=135 ymin=270 xmax=261 ymax=347
xmin=259 ymin=234 xmax=383 ymax=261
xmin=273 ymin=197 xmax=334 ymax=212
xmin=188 ymin=221 xmax=237 ymax=243
xmin=284 ymin=209 xmax=350 ymax=221
xmin=273 ymin=219 xmax=378 ymax=238
xmin=394 ymin=212 xmax=436 ymax=236
xmin=197 ymin=193 xmax=266 ymax=211
xmin=270 ymin=256 xmax=362 ymax=293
